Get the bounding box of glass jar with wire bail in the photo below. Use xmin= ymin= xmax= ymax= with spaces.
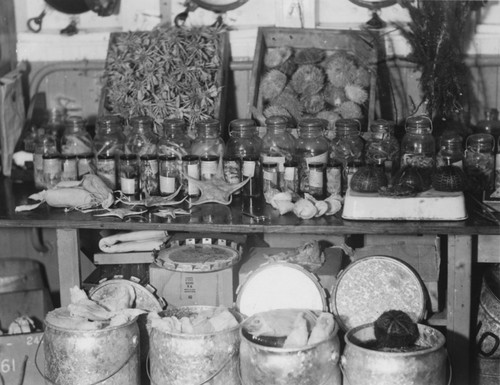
xmin=158 ymin=118 xmax=192 ymax=158
xmin=365 ymin=119 xmax=399 ymax=178
xmin=296 ymin=118 xmax=329 ymax=195
xmin=329 ymin=118 xmax=364 ymax=194
xmin=464 ymin=133 xmax=495 ymax=195
xmin=436 ymin=134 xmax=464 ymax=169
xmin=61 ymin=116 xmax=94 ymax=156
xmin=94 ymin=115 xmax=125 ymax=158
xmin=260 ymin=115 xmax=296 ymax=191
xmin=191 ymin=118 xmax=225 ymax=157
xmin=400 ymin=115 xmax=436 ymax=190
xmin=125 ymin=115 xmax=158 ymax=158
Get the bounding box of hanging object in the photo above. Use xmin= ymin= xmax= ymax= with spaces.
xmin=348 ymin=0 xmax=396 ymax=29
xmin=174 ymin=0 xmax=248 ymax=27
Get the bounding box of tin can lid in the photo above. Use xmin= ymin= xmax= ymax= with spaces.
xmin=89 ymin=277 xmax=166 ymax=311
xmin=236 ymin=261 xmax=329 ymax=317
xmin=154 ymin=236 xmax=242 ymax=272
xmin=331 ymin=256 xmax=427 ymax=332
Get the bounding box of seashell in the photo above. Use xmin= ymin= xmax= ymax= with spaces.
xmin=293 ymin=198 xmax=318 ymax=219
xmin=274 ymin=200 xmax=295 ymax=215
xmin=314 ymin=200 xmax=329 ymax=217
xmin=324 ymin=196 xmax=342 ymax=216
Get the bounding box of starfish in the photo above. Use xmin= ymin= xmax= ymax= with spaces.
xmin=184 ymin=158 xmax=249 ymax=206
xmin=154 ymin=208 xmax=191 ymax=219
xmin=94 ymin=208 xmax=148 ymax=219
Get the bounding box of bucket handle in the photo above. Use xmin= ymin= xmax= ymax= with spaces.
xmin=339 ymin=352 xmax=453 ymax=385
xmin=147 ymin=346 xmax=238 ymax=385
xmin=35 ymin=333 xmax=139 ymax=385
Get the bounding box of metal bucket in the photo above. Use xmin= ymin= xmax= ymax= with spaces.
xmin=473 ymin=356 xmax=500 ymax=385
xmin=0 ymin=258 xmax=44 ymax=293
xmin=341 ymin=323 xmax=447 ymax=385
xmin=239 ymin=309 xmax=342 ymax=385
xmin=476 ymin=274 xmax=500 ymax=358
xmin=148 ymin=305 xmax=241 ymax=385
xmin=43 ymin=309 xmax=140 ymax=385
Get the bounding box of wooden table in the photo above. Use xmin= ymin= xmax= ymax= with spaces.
xmin=1 ymin=177 xmax=498 ymax=384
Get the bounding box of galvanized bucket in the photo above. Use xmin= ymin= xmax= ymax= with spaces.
xmin=476 ymin=273 xmax=500 ymax=359
xmin=341 ymin=323 xmax=447 ymax=385
xmin=239 ymin=309 xmax=342 ymax=385
xmin=148 ymin=305 xmax=241 ymax=385
xmin=43 ymin=309 xmax=140 ymax=385
xmin=473 ymin=355 xmax=500 ymax=385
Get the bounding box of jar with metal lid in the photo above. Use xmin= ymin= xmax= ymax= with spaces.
xmin=125 ymin=116 xmax=158 ymax=157
xmin=159 ymin=155 xmax=179 ymax=195
xmin=61 ymin=116 xmax=94 ymax=156
xmin=296 ymin=118 xmax=329 ymax=194
xmin=97 ymin=154 xmax=117 ymax=190
xmin=436 ymin=134 xmax=463 ymax=168
xmin=401 ymin=115 xmax=436 ymax=190
xmin=77 ymin=153 xmax=95 ymax=179
xmin=365 ymin=119 xmax=399 ymax=177
xmin=191 ymin=118 xmax=225 ymax=157
xmin=93 ymin=115 xmax=125 ymax=158
xmin=119 ymin=154 xmax=140 ymax=199
xmin=33 ymin=128 xmax=58 ymax=189
xmin=61 ymin=154 xmax=78 ymax=182
xmin=43 ymin=154 xmax=62 ymax=188
xmin=474 ymin=108 xmax=500 ymax=143
xmin=140 ymin=154 xmax=159 ymax=197
xmin=158 ymin=119 xmax=192 ymax=157
xmin=182 ymin=155 xmax=200 ymax=198
xmin=260 ymin=116 xmax=296 ymax=189
xmin=329 ymin=118 xmax=364 ymax=166
xmin=464 ymin=133 xmax=495 ymax=194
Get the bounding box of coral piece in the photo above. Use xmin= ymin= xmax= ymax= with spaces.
xmin=294 ymin=47 xmax=326 ymax=65
xmin=264 ymin=46 xmax=293 ymax=68
xmin=260 ymin=69 xmax=288 ymax=101
xmin=291 ymin=65 xmax=325 ymax=96
xmin=345 ymin=84 xmax=368 ymax=104
xmin=337 ymin=101 xmax=363 ymax=119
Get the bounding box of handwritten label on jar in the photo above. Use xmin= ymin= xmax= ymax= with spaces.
xmin=242 ymin=160 xmax=256 ymax=177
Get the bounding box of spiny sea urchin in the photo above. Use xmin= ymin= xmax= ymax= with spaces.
xmin=324 ymin=53 xmax=358 ymax=88
xmin=324 ymin=84 xmax=347 ymax=107
xmin=337 ymin=101 xmax=363 ymax=119
xmin=260 ymin=69 xmax=287 ymax=101
xmin=264 ymin=46 xmax=293 ymax=69
xmin=291 ymin=65 xmax=325 ymax=96
xmin=294 ymin=47 xmax=325 ymax=65
xmin=345 ymin=84 xmax=368 ymax=104
xmin=301 ymin=93 xmax=325 ymax=115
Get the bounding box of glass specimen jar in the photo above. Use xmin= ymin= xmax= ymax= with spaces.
xmin=436 ymin=134 xmax=464 ymax=168
xmin=365 ymin=119 xmax=399 ymax=177
xmin=125 ymin=116 xmax=158 ymax=157
xmin=33 ymin=128 xmax=58 ymax=190
xmin=464 ymin=133 xmax=495 ymax=194
xmin=93 ymin=115 xmax=125 ymax=158
xmin=159 ymin=155 xmax=179 ymax=195
xmin=140 ymin=154 xmax=159 ymax=197
xmin=119 ymin=154 xmax=140 ymax=199
xmin=158 ymin=118 xmax=192 ymax=157
xmin=191 ymin=118 xmax=225 ymax=157
xmin=61 ymin=116 xmax=94 ymax=156
xmin=97 ymin=154 xmax=117 ymax=190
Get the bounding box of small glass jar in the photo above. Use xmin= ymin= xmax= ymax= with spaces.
xmin=464 ymin=133 xmax=495 ymax=194
xmin=61 ymin=116 xmax=94 ymax=156
xmin=182 ymin=155 xmax=200 ymax=198
xmin=436 ymin=134 xmax=464 ymax=168
xmin=125 ymin=116 xmax=158 ymax=157
xmin=283 ymin=160 xmax=299 ymax=193
xmin=308 ymin=162 xmax=325 ymax=199
xmin=260 ymin=115 xmax=296 ymax=190
xmin=262 ymin=162 xmax=279 ymax=194
xmin=365 ymin=119 xmax=399 ymax=176
xmin=226 ymin=119 xmax=262 ymax=159
xmin=61 ymin=154 xmax=78 ymax=182
xmin=159 ymin=155 xmax=179 ymax=195
xmin=296 ymin=118 xmax=329 ymax=194
xmin=401 ymin=115 xmax=436 ymax=190
xmin=158 ymin=119 xmax=192 ymax=157
xmin=77 ymin=153 xmax=95 ymax=179
xmin=43 ymin=154 xmax=61 ymax=188
xmin=33 ymin=128 xmax=58 ymax=189
xmin=94 ymin=115 xmax=125 ymax=158
xmin=191 ymin=118 xmax=225 ymax=157
xmin=330 ymin=119 xmax=365 ymax=165
xmin=140 ymin=154 xmax=159 ymax=197
xmin=119 ymin=154 xmax=140 ymax=199
xmin=242 ymin=156 xmax=261 ymax=198
xmin=97 ymin=154 xmax=117 ymax=190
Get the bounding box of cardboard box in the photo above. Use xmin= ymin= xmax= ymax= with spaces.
xmin=149 ymin=263 xmax=234 ymax=307
xmin=238 ymin=247 xmax=344 ymax=295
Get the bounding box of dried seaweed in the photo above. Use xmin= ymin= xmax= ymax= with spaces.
xmin=102 ymin=25 xmax=226 ymax=133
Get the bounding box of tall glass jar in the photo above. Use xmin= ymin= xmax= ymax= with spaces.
xmin=260 ymin=115 xmax=296 ymax=190
xmin=365 ymin=119 xmax=399 ymax=177
xmin=436 ymin=134 xmax=463 ymax=168
xmin=464 ymin=133 xmax=495 ymax=194
xmin=400 ymin=115 xmax=436 ymax=190
xmin=61 ymin=116 xmax=94 ymax=156
xmin=125 ymin=116 xmax=158 ymax=157
xmin=190 ymin=119 xmax=225 ymax=157
xmin=93 ymin=115 xmax=125 ymax=158
xmin=33 ymin=128 xmax=58 ymax=190
xmin=296 ymin=118 xmax=329 ymax=195
xmin=158 ymin=119 xmax=192 ymax=157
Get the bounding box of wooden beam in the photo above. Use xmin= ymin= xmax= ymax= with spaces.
xmin=56 ymin=229 xmax=81 ymax=306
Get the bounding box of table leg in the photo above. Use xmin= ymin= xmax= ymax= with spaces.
xmin=447 ymin=234 xmax=472 ymax=385
xmin=56 ymin=228 xmax=81 ymax=306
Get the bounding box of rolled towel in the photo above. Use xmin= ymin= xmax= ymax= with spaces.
xmin=99 ymin=230 xmax=168 ymax=253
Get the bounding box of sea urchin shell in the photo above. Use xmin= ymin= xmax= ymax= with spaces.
xmin=291 ymin=65 xmax=325 ymax=96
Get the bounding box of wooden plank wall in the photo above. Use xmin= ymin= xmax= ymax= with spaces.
xmin=0 ymin=0 xmax=17 ymax=76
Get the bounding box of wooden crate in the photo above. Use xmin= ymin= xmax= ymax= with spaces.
xmin=99 ymin=28 xmax=230 ymax=138
xmin=247 ymin=27 xmax=378 ymax=129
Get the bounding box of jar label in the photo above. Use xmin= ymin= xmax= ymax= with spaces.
xmin=201 ymin=160 xmax=218 ymax=180
xmin=160 ymin=175 xmax=176 ymax=194
xmin=263 ymin=169 xmax=277 ymax=184
xmin=120 ymin=177 xmax=137 ymax=194
xmin=284 ymin=166 xmax=296 ymax=181
xmin=187 ymin=163 xmax=200 ymax=179
xmin=305 ymin=152 xmax=328 ymax=166
xmin=326 ymin=166 xmax=341 ymax=195
xmin=261 ymin=154 xmax=285 ymax=172
xmin=309 ymin=169 xmax=323 ymax=188
xmin=242 ymin=161 xmax=256 ymax=177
